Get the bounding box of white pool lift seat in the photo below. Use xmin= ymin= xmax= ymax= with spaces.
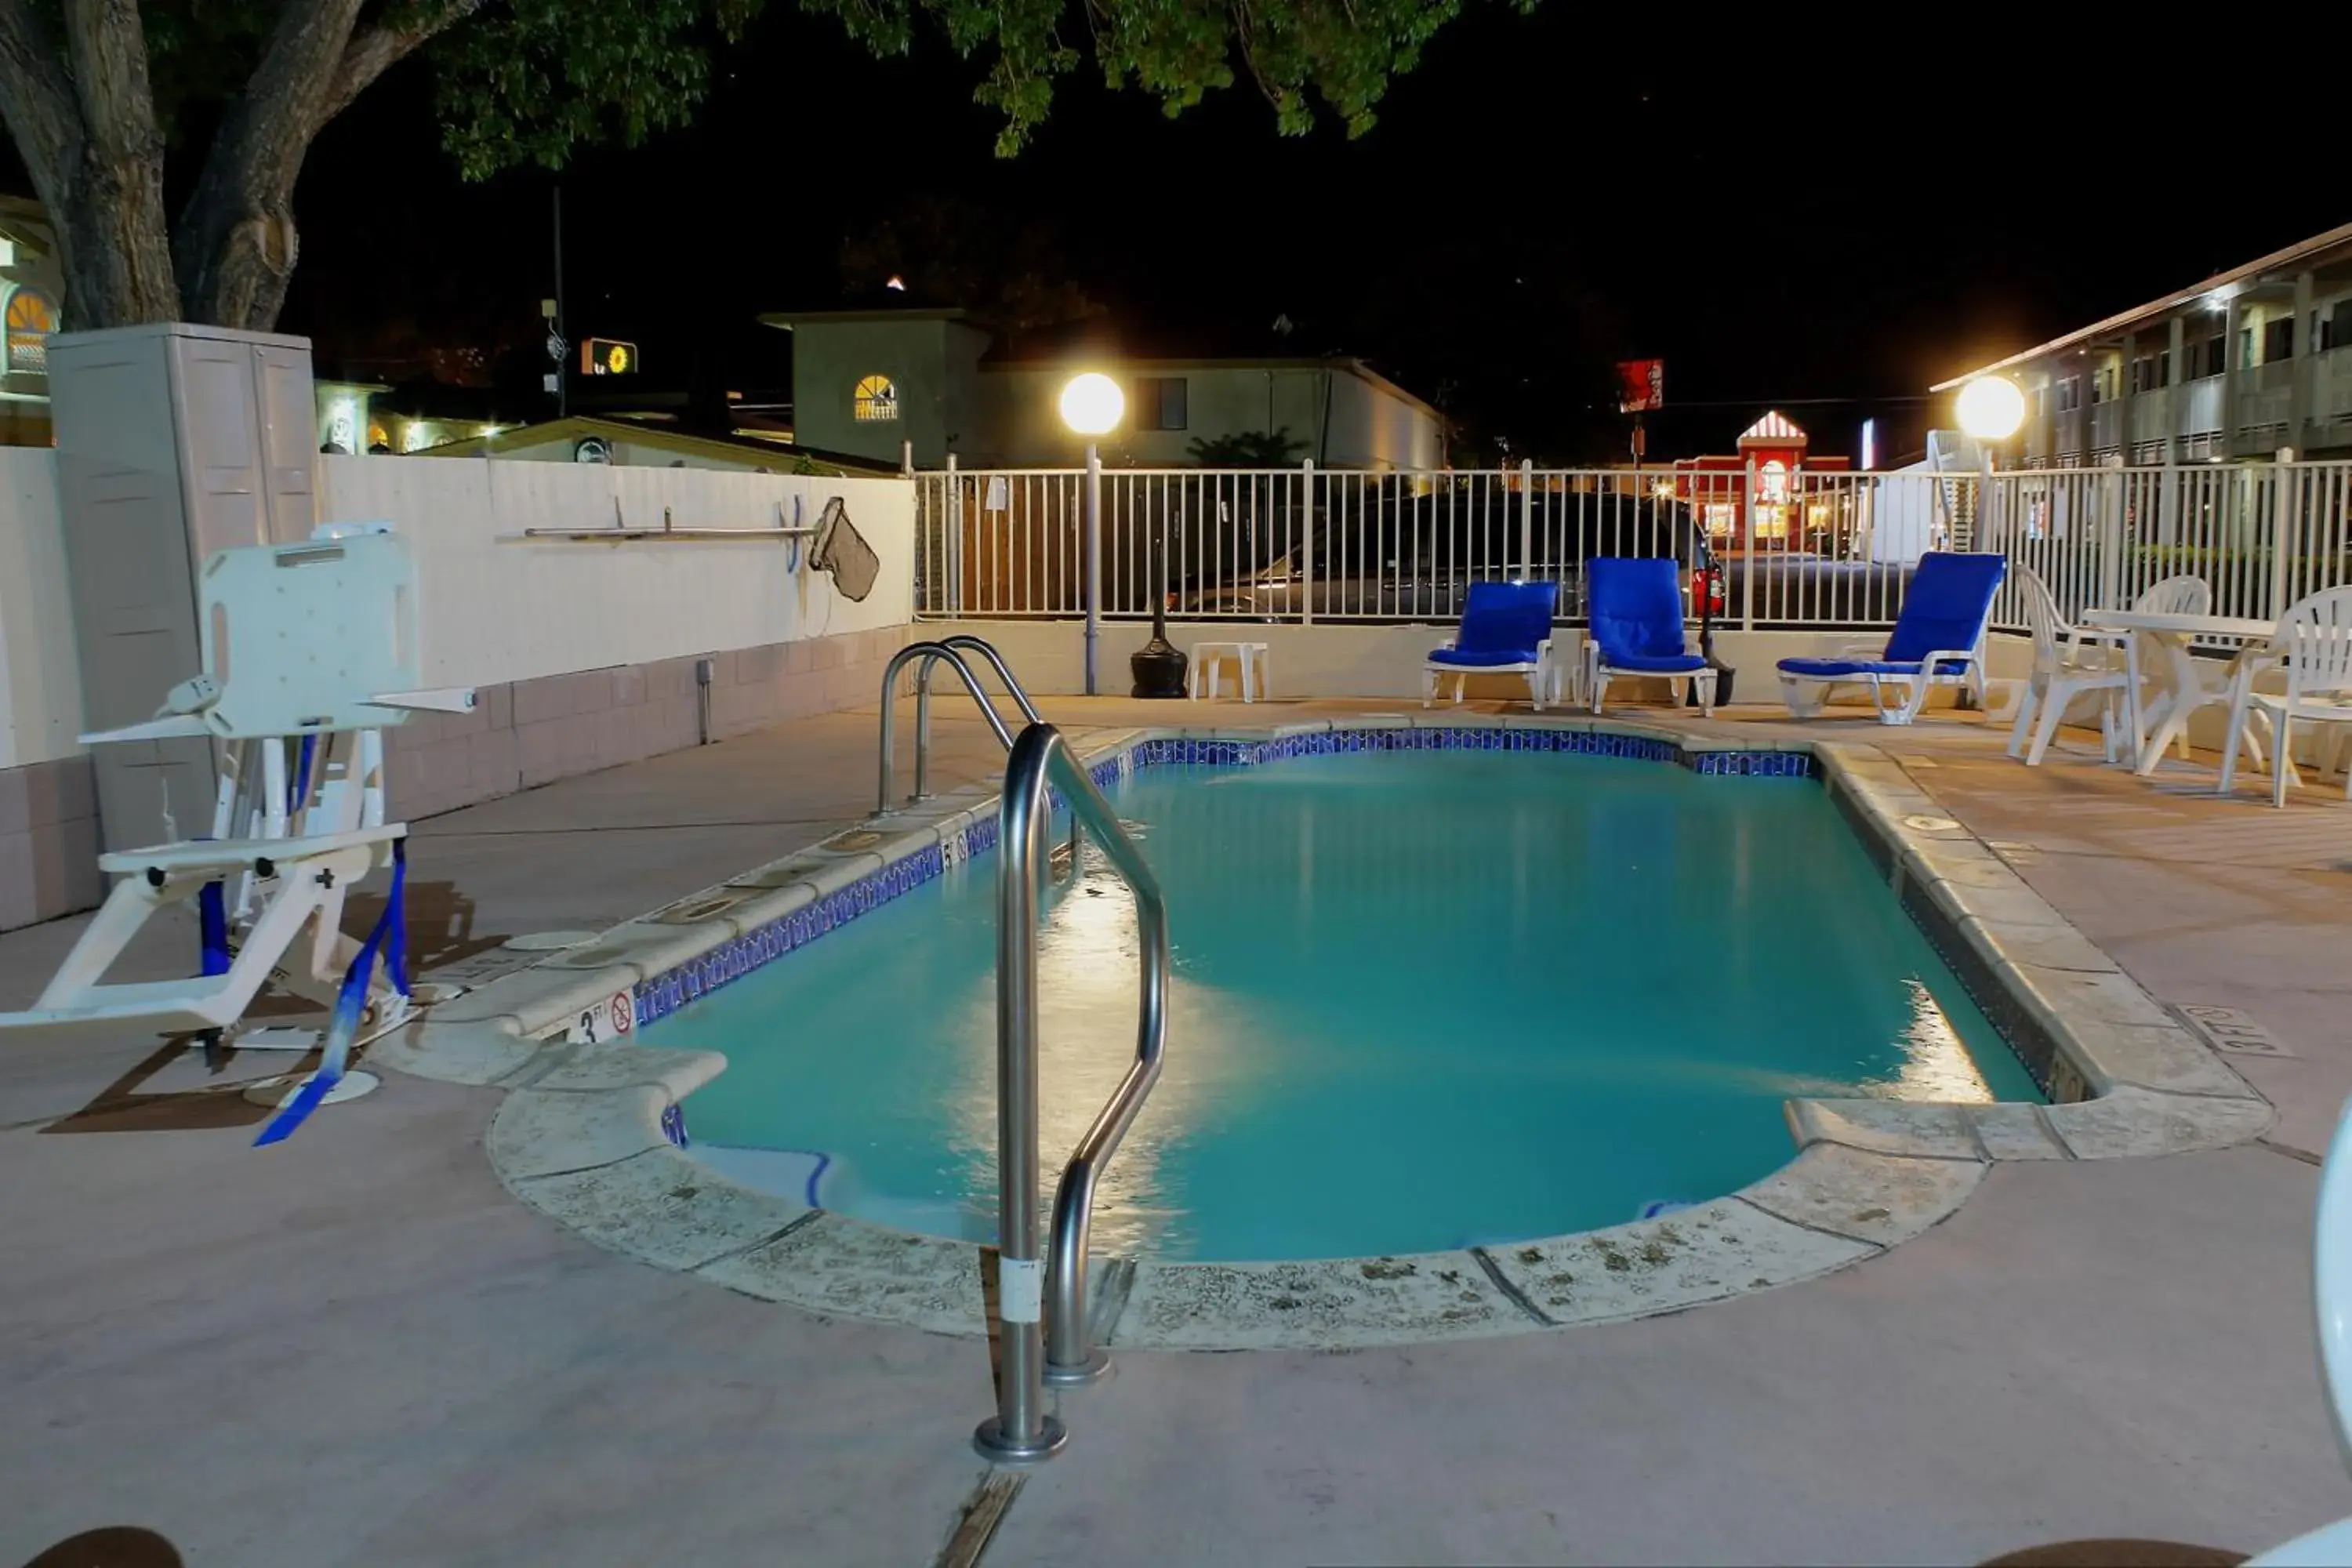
xmin=0 ymin=527 xmax=473 ymax=1138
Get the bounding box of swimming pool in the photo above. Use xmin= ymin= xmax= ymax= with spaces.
xmin=640 ymin=741 xmax=2040 ymax=1263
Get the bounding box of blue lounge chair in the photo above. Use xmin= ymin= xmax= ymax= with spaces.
xmin=1583 ymin=557 xmax=1716 ymax=715
xmin=1422 ymin=580 xmax=1562 ymax=710
xmin=1776 ymin=551 xmax=2006 ymax=725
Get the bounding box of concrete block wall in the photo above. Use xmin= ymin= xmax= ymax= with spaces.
xmin=0 ymin=754 xmax=101 ymax=929
xmin=0 ymin=624 xmax=913 ymax=932
xmin=383 ymin=624 xmax=912 ymax=822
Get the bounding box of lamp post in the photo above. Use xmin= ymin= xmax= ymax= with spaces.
xmin=1955 ymin=374 xmax=2027 ymax=543
xmin=1058 ymin=373 xmax=1124 ymax=695
xmin=1952 ymin=375 xmax=2026 ymax=710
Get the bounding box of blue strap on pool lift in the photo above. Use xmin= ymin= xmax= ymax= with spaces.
xmin=252 ymin=837 xmax=408 ymax=1147
xmin=204 ymin=735 xmax=318 ymax=984
xmin=197 ymin=880 xmax=231 ymax=977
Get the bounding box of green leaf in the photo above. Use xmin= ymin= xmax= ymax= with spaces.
xmin=427 ymin=0 xmax=769 ymax=180
xmin=811 ymin=0 xmax=1536 ymax=158
xmin=141 ymin=0 xmax=1530 ymax=187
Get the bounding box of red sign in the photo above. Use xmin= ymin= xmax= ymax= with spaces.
xmin=1617 ymin=358 xmax=1664 ymax=413
xmin=610 ymin=991 xmax=633 ymax=1034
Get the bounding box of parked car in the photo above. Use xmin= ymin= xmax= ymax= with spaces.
xmin=1178 ymin=495 xmax=1920 ymax=629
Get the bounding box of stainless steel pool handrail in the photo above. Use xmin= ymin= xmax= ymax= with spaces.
xmin=975 ymin=721 xmax=1168 ymax=1464
xmin=916 ymin=635 xmax=1044 ymax=803
xmin=876 ymin=635 xmax=1040 ymax=811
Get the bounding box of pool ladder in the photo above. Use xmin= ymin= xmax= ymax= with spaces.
xmin=872 ymin=637 xmax=1169 ymax=1463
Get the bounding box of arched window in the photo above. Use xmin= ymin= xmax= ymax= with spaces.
xmin=852 ymin=375 xmax=898 ymax=422
xmin=5 ymin=285 xmax=55 ymax=374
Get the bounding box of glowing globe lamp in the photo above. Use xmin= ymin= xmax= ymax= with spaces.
xmin=1955 ymin=376 xmax=2026 ymax=442
xmin=1058 ymin=372 xmax=1125 ymax=437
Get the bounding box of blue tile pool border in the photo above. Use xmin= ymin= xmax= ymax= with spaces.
xmin=628 ymin=725 xmax=1813 ymax=1032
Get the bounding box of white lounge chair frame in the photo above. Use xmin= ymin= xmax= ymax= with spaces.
xmin=1421 ymin=639 xmax=1562 ymax=711
xmin=1584 ymin=641 xmax=1716 ymax=717
xmin=1779 ymin=645 xmax=1990 ymax=727
xmin=2005 ymin=564 xmax=2128 ymax=766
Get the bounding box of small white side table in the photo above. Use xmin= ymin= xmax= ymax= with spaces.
xmin=1188 ymin=641 xmax=1271 ymax=702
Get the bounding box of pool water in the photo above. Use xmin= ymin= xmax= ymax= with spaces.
xmin=643 ymin=750 xmax=2040 ymax=1262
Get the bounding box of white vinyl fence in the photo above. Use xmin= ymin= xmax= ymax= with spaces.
xmin=916 ymin=459 xmax=2352 ymax=637
xmin=917 ymin=462 xmax=1958 ymax=627
xmin=1982 ymin=461 xmax=2352 ymax=644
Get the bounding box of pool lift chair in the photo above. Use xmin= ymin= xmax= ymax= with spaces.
xmin=0 ymin=525 xmax=474 ymax=1142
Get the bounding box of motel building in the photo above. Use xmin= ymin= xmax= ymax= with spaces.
xmin=764 ymin=306 xmax=1446 ymax=472
xmin=1937 ymin=220 xmax=2352 ymax=466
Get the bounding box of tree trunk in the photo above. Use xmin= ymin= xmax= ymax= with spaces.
xmin=52 ymin=140 xmax=179 ymax=329
xmin=176 ymin=181 xmax=302 ymax=333
xmin=0 ymin=0 xmax=185 ymax=328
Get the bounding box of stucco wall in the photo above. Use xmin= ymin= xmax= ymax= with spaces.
xmin=786 ymin=318 xmax=960 ymax=468
xmin=0 ymin=446 xmax=80 ymax=770
xmin=0 ymin=453 xmax=924 ymax=927
xmin=316 ymin=456 xmax=915 ymax=689
xmin=968 ymin=365 xmax=1437 ymax=470
xmin=1324 ymin=372 xmax=1442 ymax=470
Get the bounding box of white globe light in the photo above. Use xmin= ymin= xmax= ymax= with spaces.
xmin=1955 ymin=376 xmax=2026 ymax=442
xmin=1058 ymin=372 xmax=1125 ymax=437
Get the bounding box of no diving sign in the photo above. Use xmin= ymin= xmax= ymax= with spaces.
xmin=568 ymin=987 xmax=637 ymax=1045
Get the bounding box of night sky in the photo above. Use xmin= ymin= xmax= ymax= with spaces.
xmin=256 ymin=6 xmax=2348 ymax=464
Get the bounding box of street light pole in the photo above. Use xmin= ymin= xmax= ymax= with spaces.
xmin=551 ymin=187 xmax=568 ymax=419
xmin=1954 ymin=374 xmax=2028 ymax=713
xmin=1084 ymin=441 xmax=1102 ymax=695
xmin=1058 ymin=373 xmax=1125 ymax=697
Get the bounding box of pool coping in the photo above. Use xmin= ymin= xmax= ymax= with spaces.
xmin=377 ymin=712 xmax=2272 ymax=1352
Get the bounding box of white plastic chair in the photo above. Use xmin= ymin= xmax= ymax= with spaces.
xmin=2120 ymin=574 xmax=2267 ymax=771
xmin=2241 ymin=1096 xmax=2352 ymax=1566
xmin=2218 ymin=586 xmax=2352 ymax=808
xmin=2114 ymin=574 xmax=2214 ymax=762
xmin=2007 ymin=564 xmax=2129 ymax=766
xmin=1187 ymin=641 xmax=1270 ymax=702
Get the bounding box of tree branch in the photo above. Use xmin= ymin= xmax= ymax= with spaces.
xmin=175 ymin=0 xmax=369 ymax=327
xmin=317 ymin=0 xmax=488 ymax=131
xmin=0 ymin=0 xmax=82 ymax=209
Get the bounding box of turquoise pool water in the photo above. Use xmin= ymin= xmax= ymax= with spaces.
xmin=642 ymin=750 xmax=2040 ymax=1261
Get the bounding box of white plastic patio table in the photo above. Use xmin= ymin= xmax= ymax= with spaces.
xmin=2080 ymin=608 xmax=2277 ymax=775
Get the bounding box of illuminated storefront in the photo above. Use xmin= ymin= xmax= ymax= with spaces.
xmin=1671 ymin=411 xmax=1852 ymax=551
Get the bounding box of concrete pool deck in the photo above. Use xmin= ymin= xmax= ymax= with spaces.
xmin=5 ymin=694 xmax=2351 ymax=1565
